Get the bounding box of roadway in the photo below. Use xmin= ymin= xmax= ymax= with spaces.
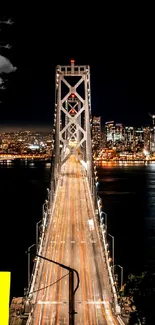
xmin=29 ymin=156 xmax=118 ymax=324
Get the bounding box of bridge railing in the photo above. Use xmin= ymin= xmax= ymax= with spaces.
xmin=81 ymin=163 xmax=120 ymax=314
xmin=28 ymin=175 xmax=57 ymax=290
xmin=88 ymin=172 xmax=121 ymax=315
xmin=26 ymin=176 xmax=60 ymax=324
xmin=27 ymin=207 xmax=49 ymax=299
xmin=25 ymin=210 xmax=49 ymax=325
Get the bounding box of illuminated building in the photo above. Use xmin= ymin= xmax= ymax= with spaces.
xmin=105 ymin=122 xmax=123 ymax=149
xmin=135 ymin=127 xmax=144 ymax=143
xmin=149 ymin=114 xmax=155 ymax=153
xmin=92 ymin=116 xmax=101 ymax=149
xmin=123 ymin=126 xmax=134 ymax=143
xmin=115 ymin=123 xmax=123 ymax=141
xmin=105 ymin=121 xmax=115 ymax=142
xmin=133 ymin=127 xmax=144 ymax=152
xmin=149 ymin=127 xmax=155 ymax=153
xmin=143 ymin=127 xmax=151 ymax=152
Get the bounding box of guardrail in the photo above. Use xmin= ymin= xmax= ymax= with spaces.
xmin=79 ymin=166 xmax=121 ymax=315
xmin=96 ymin=192 xmax=120 ymax=315
xmin=88 ymin=171 xmax=121 ymax=316
xmin=28 ymin=211 xmax=48 ymax=296
xmin=26 ymin=177 xmax=60 ymax=324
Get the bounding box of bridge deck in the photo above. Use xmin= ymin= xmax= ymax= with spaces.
xmin=30 ymin=156 xmax=118 ymax=324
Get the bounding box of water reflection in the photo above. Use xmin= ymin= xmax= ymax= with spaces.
xmin=95 ymin=161 xmax=155 ymax=168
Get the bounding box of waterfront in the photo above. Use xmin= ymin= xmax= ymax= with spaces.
xmin=0 ymin=160 xmax=155 ymax=300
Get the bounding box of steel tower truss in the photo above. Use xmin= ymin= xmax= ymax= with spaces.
xmin=54 ymin=60 xmax=92 ymax=181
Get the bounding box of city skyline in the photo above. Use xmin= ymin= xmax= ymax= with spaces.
xmin=1 ymin=119 xmax=155 ymax=158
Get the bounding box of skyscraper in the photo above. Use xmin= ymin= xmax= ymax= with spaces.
xmin=149 ymin=114 xmax=155 ymax=153
xmin=143 ymin=127 xmax=151 ymax=152
xmin=105 ymin=121 xmax=115 ymax=142
xmin=115 ymin=123 xmax=123 ymax=141
xmin=92 ymin=116 xmax=101 ymax=149
xmin=123 ymin=126 xmax=134 ymax=143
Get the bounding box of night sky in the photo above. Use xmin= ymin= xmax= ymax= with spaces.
xmin=0 ymin=4 xmax=154 ymax=130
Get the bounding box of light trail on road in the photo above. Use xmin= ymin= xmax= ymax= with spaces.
xmin=29 ymin=156 xmax=118 ymax=324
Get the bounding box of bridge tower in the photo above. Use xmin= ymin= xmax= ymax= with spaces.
xmin=54 ymin=60 xmax=92 ymax=184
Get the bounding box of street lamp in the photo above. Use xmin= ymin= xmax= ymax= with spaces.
xmin=36 ymin=220 xmax=42 ymax=249
xmin=114 ymin=264 xmax=123 ymax=288
xmin=42 ymin=201 xmax=48 ymax=216
xmin=107 ymin=233 xmax=114 ymax=270
xmin=51 ymin=179 xmax=55 ymax=197
xmin=47 ymin=188 xmax=50 ymax=200
xmin=100 ymin=211 xmax=107 ymax=229
xmin=27 ymin=244 xmax=36 ymax=290
xmin=35 ymin=254 xmax=79 ymax=325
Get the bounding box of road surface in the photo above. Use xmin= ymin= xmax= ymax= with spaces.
xmin=29 ymin=156 xmax=118 ymax=324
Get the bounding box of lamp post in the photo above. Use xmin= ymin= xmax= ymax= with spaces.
xmin=36 ymin=220 xmax=42 ymax=249
xmin=35 ymin=254 xmax=79 ymax=325
xmin=47 ymin=188 xmax=50 ymax=200
xmin=51 ymin=180 xmax=55 ymax=199
xmin=27 ymin=244 xmax=36 ymax=289
xmin=42 ymin=201 xmax=48 ymax=216
xmin=107 ymin=233 xmax=114 ymax=270
xmin=100 ymin=211 xmax=107 ymax=229
xmin=114 ymin=264 xmax=123 ymax=288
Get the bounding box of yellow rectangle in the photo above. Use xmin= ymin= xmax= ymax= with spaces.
xmin=0 ymin=272 xmax=11 ymax=325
